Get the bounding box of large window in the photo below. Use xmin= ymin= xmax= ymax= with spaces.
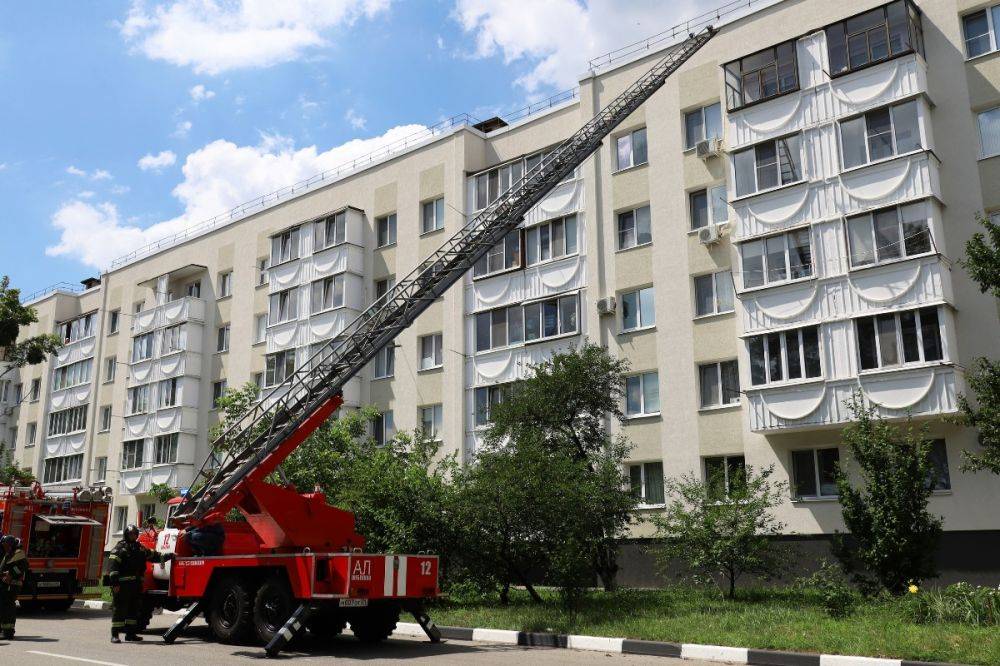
xmin=419 ymin=333 xmax=443 ymax=370
xmin=313 ymin=211 xmax=346 ymax=251
xmin=694 ymin=271 xmax=734 ymax=317
xmin=474 ymin=159 xmax=524 ymax=211
xmin=474 ymin=384 xmax=510 ymax=427
xmin=163 ymin=324 xmax=182 ymax=354
xmin=615 ymin=127 xmax=648 ymax=171
xmin=43 ymin=454 xmax=83 ymax=484
xmin=419 ymin=404 xmax=443 ymax=441
xmin=158 ymin=378 xmax=178 ymax=409
xmin=740 ymin=228 xmax=813 ymax=289
xmin=132 ymin=333 xmax=153 ymax=362
xmin=475 ymin=294 xmax=579 ymax=352
xmin=422 ymin=197 xmax=445 ymax=234
xmin=689 ymin=185 xmax=728 ymax=230
xmin=265 ymin=350 xmax=297 ymax=386
xmin=839 ymin=100 xmax=920 ymax=169
xmin=268 ymin=288 xmax=298 ymax=325
xmin=373 ymin=410 xmax=395 ymax=446
xmin=59 ymin=312 xmax=96 ymax=344
xmin=48 ymin=405 xmax=87 ymax=436
xmin=847 ymin=201 xmax=931 ymax=267
xmin=270 ymin=227 xmax=300 ymax=264
xmin=826 ymin=0 xmax=923 ymax=75
xmin=704 ymin=455 xmax=746 ymax=500
xmin=723 ymin=40 xmax=798 ymax=110
xmin=617 ymin=206 xmax=652 ymax=250
xmin=699 ymin=360 xmax=741 ymax=408
xmin=629 ymin=461 xmax=665 ymax=506
xmin=154 ymin=433 xmax=178 ymax=465
xmin=979 ymin=107 xmax=1000 ymax=159
xmin=52 ymin=358 xmax=92 ymax=391
xmin=621 ymin=287 xmax=655 ymax=332
xmin=122 ymin=440 xmax=144 ymax=471
xmin=376 ymin=213 xmax=396 ymax=248
xmin=748 ymin=325 xmax=822 ymax=386
xmin=856 ymin=306 xmax=942 ymax=371
xmin=792 ymin=448 xmax=840 ymax=499
xmin=625 ymin=372 xmax=659 ymax=417
xmin=127 ymin=384 xmax=150 ymax=415
xmin=733 ymin=135 xmax=802 ymax=197
xmin=373 ymin=345 xmax=394 ymax=379
xmin=684 ymin=103 xmax=722 ymax=150
xmin=474 ymin=230 xmax=522 ymax=278
xmin=311 ymin=275 xmax=345 ymax=313
xmin=526 ymin=215 xmax=578 ymax=265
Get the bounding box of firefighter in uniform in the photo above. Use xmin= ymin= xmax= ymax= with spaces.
xmin=106 ymin=524 xmax=174 ymax=643
xmin=0 ymin=534 xmax=28 ymax=640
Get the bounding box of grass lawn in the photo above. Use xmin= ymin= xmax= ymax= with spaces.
xmin=429 ymin=587 xmax=1000 ymax=665
xmin=82 ymin=585 xmax=113 ymax=603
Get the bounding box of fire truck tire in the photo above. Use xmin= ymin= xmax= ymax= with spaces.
xmin=207 ymin=576 xmax=255 ymax=644
xmin=349 ymin=603 xmax=399 ymax=643
xmin=252 ymin=576 xmax=295 ymax=645
xmin=41 ymin=599 xmax=75 ymax=612
xmin=306 ymin=607 xmax=347 ymax=640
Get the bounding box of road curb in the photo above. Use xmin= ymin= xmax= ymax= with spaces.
xmin=396 ymin=622 xmax=969 ymax=666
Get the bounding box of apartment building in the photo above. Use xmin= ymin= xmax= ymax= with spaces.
xmin=5 ymin=0 xmax=999 ymax=575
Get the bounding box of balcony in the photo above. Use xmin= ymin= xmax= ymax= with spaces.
xmin=132 ymin=296 xmax=206 ymax=335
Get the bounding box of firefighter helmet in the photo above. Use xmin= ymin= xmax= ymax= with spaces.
xmin=124 ymin=524 xmax=140 ymax=540
xmin=0 ymin=534 xmax=17 ymax=550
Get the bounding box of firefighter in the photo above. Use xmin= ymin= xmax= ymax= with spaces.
xmin=106 ymin=524 xmax=174 ymax=643
xmin=138 ymin=517 xmax=159 ymax=550
xmin=0 ymin=534 xmax=28 ymax=640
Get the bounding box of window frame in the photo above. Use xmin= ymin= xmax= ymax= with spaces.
xmin=624 ymin=371 xmax=660 ymax=418
xmin=824 ymin=0 xmax=924 ymax=77
xmin=131 ymin=332 xmax=154 ymax=363
xmin=419 ymin=404 xmax=443 ymax=441
xmin=855 ymin=306 xmax=943 ymax=372
xmin=704 ymin=454 xmax=747 ymax=500
xmin=218 ymin=271 xmax=232 ymax=298
xmin=747 ymin=325 xmax=823 ymax=387
xmin=693 ymin=270 xmax=735 ymax=318
xmin=418 ymin=333 xmax=444 ymax=371
xmin=99 ymin=405 xmax=112 ymax=432
xmin=310 ymin=274 xmax=346 ymax=314
xmin=698 ymin=360 xmax=741 ymax=409
xmin=264 ymin=350 xmax=296 ymax=387
xmin=153 ymin=433 xmax=179 ymax=465
xmin=525 ymin=214 xmax=579 ymax=267
xmin=837 ymin=99 xmax=922 ymax=170
xmin=216 ymin=324 xmax=230 ymax=353
xmin=268 ymin=288 xmax=298 ymax=326
xmin=473 ymin=229 xmax=523 ymax=279
xmin=121 ymin=439 xmax=144 ymax=471
xmin=475 ymin=293 xmax=580 ymax=353
xmin=616 ymin=205 xmax=652 ymax=251
xmin=733 ymin=134 xmax=804 ymax=198
xmin=376 ymin=213 xmax=397 ymax=248
xmin=628 ymin=461 xmax=665 ymax=507
xmin=270 ymin=227 xmax=300 ymax=265
xmin=104 ymin=356 xmax=117 ymax=383
xmin=95 ymin=456 xmax=108 ymax=483
xmin=127 ymin=384 xmax=150 ymax=415
xmin=620 ymin=286 xmax=656 ymax=333
xmin=739 ymin=227 xmax=814 ymax=290
xmin=313 ymin=211 xmax=347 ymax=251
xmin=684 ymin=102 xmax=723 ymax=150
xmin=158 ymin=377 xmax=178 ymax=409
xmin=791 ymin=447 xmax=841 ymax=500
xmin=723 ymin=39 xmax=800 ymax=111
xmin=689 ymin=184 xmax=729 ymax=231
xmin=978 ymin=105 xmax=1000 ymax=159
xmin=373 ymin=345 xmax=395 ymax=380
xmin=211 ymin=380 xmax=228 ymax=406
xmin=47 ymin=405 xmax=88 ymax=437
xmin=845 ymin=200 xmax=933 ymax=269
xmin=108 ymin=309 xmax=120 ymax=334
xmin=474 ymin=383 xmax=510 ymax=427
xmin=421 ymin=197 xmax=445 ymax=235
xmin=373 ymin=410 xmax=395 ymax=446
xmin=42 ymin=453 xmax=84 ymax=484
xmin=614 ymin=127 xmax=648 ymax=171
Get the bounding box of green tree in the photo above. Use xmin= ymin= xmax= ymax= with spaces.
xmin=0 ymin=449 xmax=34 ymax=485
xmin=961 ymin=213 xmax=1000 ymax=298
xmin=149 ymin=482 xmax=179 ymax=504
xmin=651 ymin=465 xmax=787 ymax=599
xmin=0 ymin=276 xmax=61 ymax=380
xmin=482 ymin=342 xmax=637 ymax=591
xmin=834 ymin=395 xmax=943 ymax=594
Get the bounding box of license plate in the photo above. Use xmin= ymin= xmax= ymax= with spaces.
xmin=37 ymin=582 xmax=61 ymax=588
xmin=338 ymin=599 xmax=368 ymax=608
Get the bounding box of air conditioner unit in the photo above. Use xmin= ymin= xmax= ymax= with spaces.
xmin=695 ymin=137 xmax=722 ymax=159
xmin=596 ymin=296 xmax=617 ymax=316
xmin=698 ymin=224 xmax=721 ymax=245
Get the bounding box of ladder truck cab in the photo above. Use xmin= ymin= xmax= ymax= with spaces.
xmin=144 ymin=24 xmax=715 ymax=658
xmin=0 ymin=482 xmax=111 ymax=611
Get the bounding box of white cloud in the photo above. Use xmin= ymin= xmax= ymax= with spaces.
xmin=78 ymin=191 xmax=96 ymax=199
xmin=453 ymin=0 xmax=706 ymax=92
xmin=173 ymin=120 xmax=193 ymax=138
xmin=66 ymin=165 xmax=114 ymax=181
xmin=111 ymin=184 xmax=131 ymax=195
xmin=92 ymin=169 xmax=113 ymax=181
xmin=66 ymin=165 xmax=87 ymax=177
xmin=47 ymin=123 xmax=426 ymax=269
xmin=344 ymin=108 xmax=366 ymax=130
xmin=138 ymin=150 xmax=178 ymax=171
xmin=120 ymin=0 xmax=393 ymax=75
xmin=189 ymin=84 xmax=215 ymax=102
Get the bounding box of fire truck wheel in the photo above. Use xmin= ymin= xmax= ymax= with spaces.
xmin=252 ymin=576 xmax=295 ymax=645
xmin=41 ymin=599 xmax=74 ymax=613
xmin=349 ymin=603 xmax=399 ymax=643
xmin=306 ymin=607 xmax=347 ymax=640
xmin=207 ymin=576 xmax=255 ymax=644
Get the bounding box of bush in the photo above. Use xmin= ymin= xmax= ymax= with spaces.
xmin=904 ymin=582 xmax=1000 ymax=627
xmin=797 ymin=561 xmax=857 ymax=618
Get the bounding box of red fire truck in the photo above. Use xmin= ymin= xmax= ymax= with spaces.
xmin=0 ymin=482 xmax=111 ymax=611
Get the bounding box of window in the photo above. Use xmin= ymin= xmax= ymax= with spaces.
xmin=48 ymin=405 xmax=88 ymax=436
xmin=52 ymin=358 xmax=92 ymax=391
xmin=419 ymin=334 xmax=443 ymax=370
xmin=212 ymin=380 xmax=227 ymax=406
xmin=473 ymin=229 xmax=522 ymax=278
xmin=740 ymin=228 xmax=813 ymax=289
xmin=966 ymin=5 xmax=1000 ymax=59
xmin=163 ymin=324 xmax=182 ymax=354
xmin=30 ymin=378 xmax=40 ymax=401
xmin=59 ymin=312 xmax=95 ymax=344
xmin=313 ymin=211 xmax=346 ymax=251
xmin=113 ymin=506 xmax=128 ymax=534
xmin=621 ymin=287 xmax=655 ymax=332
xmin=257 ymin=257 xmax=269 ymax=286
xmin=311 ymin=275 xmax=345 ymax=313
xmin=525 ymin=294 xmax=578 ymax=342
xmin=43 ymin=454 xmax=83 ymax=484
xmin=26 ymin=422 xmax=36 ymax=446
xmin=95 ymin=456 xmax=107 ymax=483
xmin=265 ymin=350 xmax=296 ymax=386
xmin=474 ymin=159 xmax=526 ymax=210
xmin=122 ymin=439 xmax=144 ymax=470
xmin=615 ymin=127 xmax=648 ymax=170
xmin=694 ymin=271 xmax=734 ymax=317
xmin=185 ymin=280 xmax=201 ymax=298
xmin=376 ymin=213 xmax=397 ymax=247
xmin=373 ymin=345 xmax=395 ymax=379
xmin=617 ymin=206 xmax=651 ymax=250
xmin=218 ymin=271 xmax=232 ymax=298
xmin=839 ymin=100 xmax=920 ymax=169
xmin=419 ymin=404 xmax=443 ymax=440
xmin=216 ymin=324 xmax=230 ymax=352
xmin=733 ymin=135 xmax=802 ymax=197
xmin=375 ymin=277 xmax=394 ymax=301
xmin=629 ymin=462 xmax=665 ymax=505
xmin=254 ymin=314 xmax=267 ymax=344
xmin=792 ymin=448 xmax=840 ymax=499
xmin=625 ymin=372 xmax=659 ymax=417
xmin=100 ymin=405 xmax=112 ymax=432
xmin=474 ymin=384 xmax=510 ymax=427
xmin=373 ymin=410 xmax=395 ymax=446
xmin=252 ymin=372 xmax=264 ymax=391
xmin=684 ymin=103 xmax=722 ymax=149
xmin=826 ymin=1 xmax=923 ymax=75
xmin=12 ymin=383 xmax=20 ymax=404
xmin=154 ymin=433 xmax=179 ymax=464
xmin=104 ymin=356 xmax=116 ymax=382
xmin=134 ymin=300 xmax=145 ymax=314
xmin=127 ymin=385 xmax=150 ymax=415
xmin=846 ymin=201 xmax=931 ymax=267
xmin=856 ymin=306 xmax=942 ymax=371
xmin=268 ymin=288 xmax=298 ymax=325
xmin=158 ymin=378 xmax=178 ymax=408
xmin=926 ymin=439 xmax=951 ymax=491
xmin=704 ymin=455 xmax=746 ymax=500
xmin=978 ymin=107 xmax=1000 ymax=159
xmin=270 ymin=227 xmax=300 ymax=264
xmin=422 ymin=197 xmax=445 ymax=234
xmin=526 ymin=215 xmax=578 ymax=265
xmin=699 ymin=360 xmax=741 ymax=408
xmin=689 ymin=185 xmax=728 ymax=230
xmin=748 ymin=325 xmax=822 ymax=386
xmin=109 ymin=309 xmax=120 ymax=334
xmin=724 ymin=40 xmax=798 ymax=110
xmin=132 ymin=333 xmax=153 ymax=362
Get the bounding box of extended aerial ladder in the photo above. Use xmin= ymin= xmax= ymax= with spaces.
xmin=155 ymin=25 xmax=716 ymax=657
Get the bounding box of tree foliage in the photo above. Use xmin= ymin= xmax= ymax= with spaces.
xmin=0 ymin=276 xmax=61 ymax=377
xmin=149 ymin=482 xmax=179 ymax=504
xmin=0 ymin=449 xmax=34 ymax=486
xmin=651 ymin=465 xmax=787 ymax=599
xmin=834 ymin=395 xmax=943 ymax=594
xmin=961 ymin=213 xmax=1000 ymax=299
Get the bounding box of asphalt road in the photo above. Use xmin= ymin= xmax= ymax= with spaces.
xmin=0 ymin=607 xmax=714 ymax=665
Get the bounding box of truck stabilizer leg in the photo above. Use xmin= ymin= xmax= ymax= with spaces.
xmin=264 ymin=603 xmax=312 ymax=658
xmin=162 ymin=601 xmax=203 ymax=644
xmin=410 ymin=605 xmax=442 ymax=643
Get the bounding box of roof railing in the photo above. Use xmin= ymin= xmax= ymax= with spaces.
xmin=21 ymin=282 xmax=84 ymax=304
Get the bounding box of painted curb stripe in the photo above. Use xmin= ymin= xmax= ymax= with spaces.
xmin=567 ymin=635 xmax=624 ymax=652
xmin=472 ymin=627 xmax=520 ymax=644
xmin=438 ymin=625 xmax=475 ymax=641
xmin=749 ymin=649 xmax=822 ymax=666
xmin=518 ymin=631 xmax=568 ymax=648
xmin=622 ymin=638 xmax=682 ymax=657
xmin=683 ymin=643 xmax=750 ymax=663
xmin=821 ymin=656 xmax=901 ymax=666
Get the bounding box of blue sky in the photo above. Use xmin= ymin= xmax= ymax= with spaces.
xmin=0 ymin=0 xmax=710 ymax=296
